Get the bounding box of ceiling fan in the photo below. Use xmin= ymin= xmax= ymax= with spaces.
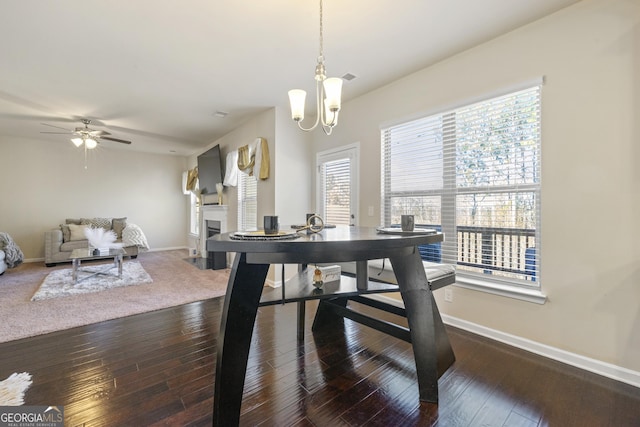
xmin=41 ymin=119 xmax=132 ymax=149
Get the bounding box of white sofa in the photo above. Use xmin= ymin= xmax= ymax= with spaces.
xmin=44 ymin=217 xmax=143 ymax=266
xmin=0 ymin=250 xmax=6 ymax=275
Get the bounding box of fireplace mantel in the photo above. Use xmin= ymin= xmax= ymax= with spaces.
xmin=200 ymin=205 xmax=228 ymax=258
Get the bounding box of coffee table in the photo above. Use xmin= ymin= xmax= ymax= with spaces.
xmin=69 ymin=248 xmax=126 ymax=284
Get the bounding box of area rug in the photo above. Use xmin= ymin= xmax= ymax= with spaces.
xmin=0 ymin=373 xmax=32 ymax=405
xmin=0 ymin=250 xmax=230 ymax=343
xmin=31 ymin=261 xmax=153 ymax=301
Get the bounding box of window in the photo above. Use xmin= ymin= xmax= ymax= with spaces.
xmin=382 ymin=86 xmax=541 ymax=290
xmin=317 ymin=144 xmax=359 ymax=225
xmin=238 ymin=172 xmax=257 ymax=230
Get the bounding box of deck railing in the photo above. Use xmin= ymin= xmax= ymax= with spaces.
xmin=417 ymin=224 xmax=536 ymax=281
xmin=456 ymin=226 xmax=536 ymax=279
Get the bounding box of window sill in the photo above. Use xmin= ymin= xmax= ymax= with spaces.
xmin=455 ymin=275 xmax=547 ymax=305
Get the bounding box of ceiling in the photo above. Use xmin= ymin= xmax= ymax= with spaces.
xmin=0 ymin=0 xmax=579 ymax=156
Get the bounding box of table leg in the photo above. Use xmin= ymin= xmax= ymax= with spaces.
xmin=355 ymin=260 xmax=368 ymax=290
xmin=297 ymin=301 xmax=306 ymax=341
xmin=389 ymin=249 xmax=455 ymax=403
xmin=213 ymin=252 xmax=270 ymax=427
xmin=72 ymin=259 xmax=79 ymax=284
xmin=296 ymin=263 xmax=307 ymax=341
xmin=117 ymin=253 xmax=123 ymax=278
xmin=312 ymin=297 xmax=348 ymax=332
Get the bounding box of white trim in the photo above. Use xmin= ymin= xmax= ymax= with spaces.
xmin=265 ymin=278 xmax=281 ymax=288
xmin=380 ymin=76 xmax=545 ymax=130
xmin=455 ymin=277 xmax=547 ymax=305
xmin=363 ymin=294 xmax=640 ymax=389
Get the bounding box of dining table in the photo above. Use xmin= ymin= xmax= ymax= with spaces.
xmin=206 ymin=225 xmax=455 ymax=426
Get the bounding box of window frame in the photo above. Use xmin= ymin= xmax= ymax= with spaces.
xmin=381 ymin=84 xmax=545 ymax=304
xmin=189 ymin=182 xmax=200 ymax=237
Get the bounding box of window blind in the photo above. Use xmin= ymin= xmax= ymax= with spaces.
xmin=320 ymin=158 xmax=352 ymax=225
xmin=238 ymin=173 xmax=257 ymax=230
xmin=382 ymin=86 xmax=541 ymax=286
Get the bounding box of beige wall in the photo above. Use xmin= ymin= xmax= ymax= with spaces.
xmin=0 ymin=136 xmax=188 ymax=259
xmin=312 ymin=0 xmax=640 ymax=372
xmin=274 ymin=106 xmax=313 ymax=224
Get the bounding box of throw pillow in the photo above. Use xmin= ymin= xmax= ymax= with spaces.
xmin=81 ymin=217 xmax=112 ymax=231
xmin=68 ymin=224 xmax=89 ymax=241
xmin=65 ymin=218 xmax=82 ymax=225
xmin=112 ymin=217 xmax=127 ymax=239
xmin=60 ymin=224 xmax=71 ymax=242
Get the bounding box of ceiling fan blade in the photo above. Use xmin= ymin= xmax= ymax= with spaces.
xmin=41 ymin=123 xmax=72 ymax=131
xmin=40 ymin=131 xmax=72 ymax=134
xmin=89 ymin=130 xmax=111 ymax=137
xmin=101 ymin=136 xmax=132 ymax=145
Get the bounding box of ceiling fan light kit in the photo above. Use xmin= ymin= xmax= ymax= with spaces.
xmin=84 ymin=138 xmax=98 ymax=149
xmin=71 ymin=136 xmax=97 ymax=149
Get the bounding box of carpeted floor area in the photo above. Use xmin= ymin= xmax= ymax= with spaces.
xmin=0 ymin=249 xmax=230 ymax=343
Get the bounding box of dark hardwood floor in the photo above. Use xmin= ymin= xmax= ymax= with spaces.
xmin=2 ymin=296 xmax=639 ymax=426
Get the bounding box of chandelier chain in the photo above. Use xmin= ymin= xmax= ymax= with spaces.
xmin=318 ymin=0 xmax=324 ymax=61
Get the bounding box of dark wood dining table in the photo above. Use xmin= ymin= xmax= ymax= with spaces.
xmin=206 ymin=225 xmax=455 ymax=426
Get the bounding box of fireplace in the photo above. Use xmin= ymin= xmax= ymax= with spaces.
xmin=199 ymin=204 xmax=228 ymax=268
xmin=206 ymin=219 xmax=226 ymax=270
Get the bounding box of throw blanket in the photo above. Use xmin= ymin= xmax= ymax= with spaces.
xmin=0 ymin=232 xmax=24 ymax=268
xmin=122 ymin=223 xmax=150 ymax=251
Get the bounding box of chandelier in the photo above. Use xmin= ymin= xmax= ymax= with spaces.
xmin=288 ymin=0 xmax=342 ymax=135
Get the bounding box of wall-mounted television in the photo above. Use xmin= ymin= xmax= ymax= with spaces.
xmin=197 ymin=144 xmax=224 ymax=201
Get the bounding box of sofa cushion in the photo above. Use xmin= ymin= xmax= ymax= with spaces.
xmin=60 ymin=224 xmax=71 ymax=242
xmin=68 ymin=224 xmax=90 ymax=241
xmin=112 ymin=217 xmax=127 ymax=239
xmin=81 ymin=217 xmax=112 ymax=231
xmin=60 ymin=240 xmax=89 ymax=251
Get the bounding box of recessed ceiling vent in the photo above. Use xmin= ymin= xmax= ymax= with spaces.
xmin=341 ymin=73 xmax=357 ymax=82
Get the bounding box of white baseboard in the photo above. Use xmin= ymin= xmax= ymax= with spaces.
xmin=152 ymin=246 xmax=184 ymax=252
xmin=364 ymin=294 xmax=640 ymax=389
xmin=265 ymin=279 xmax=281 ymax=288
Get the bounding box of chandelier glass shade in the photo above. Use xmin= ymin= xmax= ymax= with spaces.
xmin=288 ymin=0 xmax=342 ymax=135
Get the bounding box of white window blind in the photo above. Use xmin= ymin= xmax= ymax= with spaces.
xmin=238 ymin=173 xmax=257 ymax=230
xmin=382 ymin=86 xmax=541 ymax=287
xmin=319 ymin=158 xmax=352 ymax=225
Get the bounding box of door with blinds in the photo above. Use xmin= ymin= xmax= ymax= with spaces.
xmin=316 ymin=143 xmax=359 ymax=226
